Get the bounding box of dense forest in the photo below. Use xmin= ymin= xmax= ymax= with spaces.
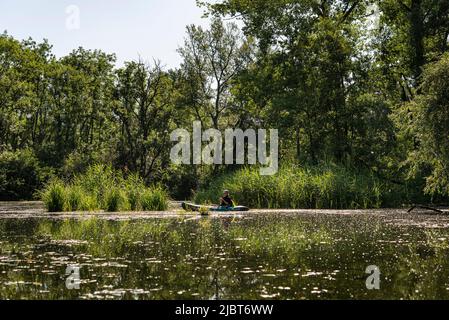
xmin=1 ymin=0 xmax=449 ymax=208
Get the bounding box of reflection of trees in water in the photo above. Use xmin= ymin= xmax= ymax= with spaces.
xmin=210 ymin=269 xmax=222 ymax=300
xmin=1 ymin=216 xmax=449 ymax=299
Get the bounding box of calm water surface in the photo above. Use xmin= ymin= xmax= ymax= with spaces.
xmin=1 ymin=202 xmax=449 ymax=300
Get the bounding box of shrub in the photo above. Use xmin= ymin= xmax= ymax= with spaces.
xmin=61 ymin=149 xmax=109 ymax=179
xmin=0 ymin=149 xmax=51 ymax=201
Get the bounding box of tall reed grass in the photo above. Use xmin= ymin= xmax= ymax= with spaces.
xmin=41 ymin=179 xmax=66 ymax=212
xmin=40 ymin=164 xmax=169 ymax=212
xmin=195 ymin=164 xmax=409 ymax=209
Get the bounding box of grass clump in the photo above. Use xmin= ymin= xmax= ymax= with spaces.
xmin=125 ymin=173 xmax=146 ymax=211
xmin=141 ymin=187 xmax=169 ymax=211
xmin=40 ymin=165 xmax=169 ymax=213
xmin=198 ymin=206 xmax=210 ymax=216
xmin=66 ymin=185 xmax=87 ymax=211
xmin=41 ymin=179 xmax=66 ymax=212
xmin=104 ymin=187 xmax=129 ymax=212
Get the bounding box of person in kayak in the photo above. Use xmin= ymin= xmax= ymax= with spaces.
xmin=219 ymin=190 xmax=234 ymax=208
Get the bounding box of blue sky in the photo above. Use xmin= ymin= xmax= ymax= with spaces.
xmin=0 ymin=0 xmax=210 ymax=68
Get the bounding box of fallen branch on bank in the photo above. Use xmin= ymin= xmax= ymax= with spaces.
xmin=407 ymin=205 xmax=445 ymax=214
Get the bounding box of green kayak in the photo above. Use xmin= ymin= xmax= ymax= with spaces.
xmin=182 ymin=202 xmax=250 ymax=212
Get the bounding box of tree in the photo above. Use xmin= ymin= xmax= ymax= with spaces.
xmin=202 ymin=0 xmax=376 ymax=163
xmin=377 ymin=0 xmax=449 ymax=89
xmin=178 ymin=18 xmax=253 ymax=129
xmin=397 ymin=54 xmax=449 ymax=196
xmin=41 ymin=48 xmax=117 ymax=167
xmin=0 ymin=34 xmax=52 ymax=153
xmin=114 ymin=61 xmax=176 ymax=180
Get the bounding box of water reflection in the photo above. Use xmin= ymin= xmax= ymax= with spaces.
xmin=0 ymin=212 xmax=449 ymax=300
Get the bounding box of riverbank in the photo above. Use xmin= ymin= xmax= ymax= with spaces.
xmin=194 ymin=165 xmax=430 ymax=210
xmin=1 ymin=201 xmax=448 ymax=221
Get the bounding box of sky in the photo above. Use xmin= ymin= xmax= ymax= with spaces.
xmin=0 ymin=0 xmax=211 ymax=68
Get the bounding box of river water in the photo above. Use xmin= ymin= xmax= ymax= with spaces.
xmin=1 ymin=202 xmax=449 ymax=300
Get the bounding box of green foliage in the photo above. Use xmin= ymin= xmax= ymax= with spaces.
xmin=0 ymin=149 xmax=51 ymax=201
xmin=398 ymin=53 xmax=449 ymax=197
xmin=178 ymin=17 xmax=252 ymax=129
xmin=2 ymin=2 xmax=449 ymax=206
xmin=115 ymin=61 xmax=176 ymax=179
xmin=61 ymin=149 xmax=111 ymax=179
xmin=377 ymin=0 xmax=449 ymax=82
xmin=195 ymin=165 xmax=411 ymax=209
xmin=347 ymin=94 xmax=396 ymax=168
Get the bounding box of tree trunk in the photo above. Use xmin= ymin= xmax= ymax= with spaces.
xmin=296 ymin=126 xmax=301 ymax=161
xmin=410 ymin=0 xmax=425 ymax=82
